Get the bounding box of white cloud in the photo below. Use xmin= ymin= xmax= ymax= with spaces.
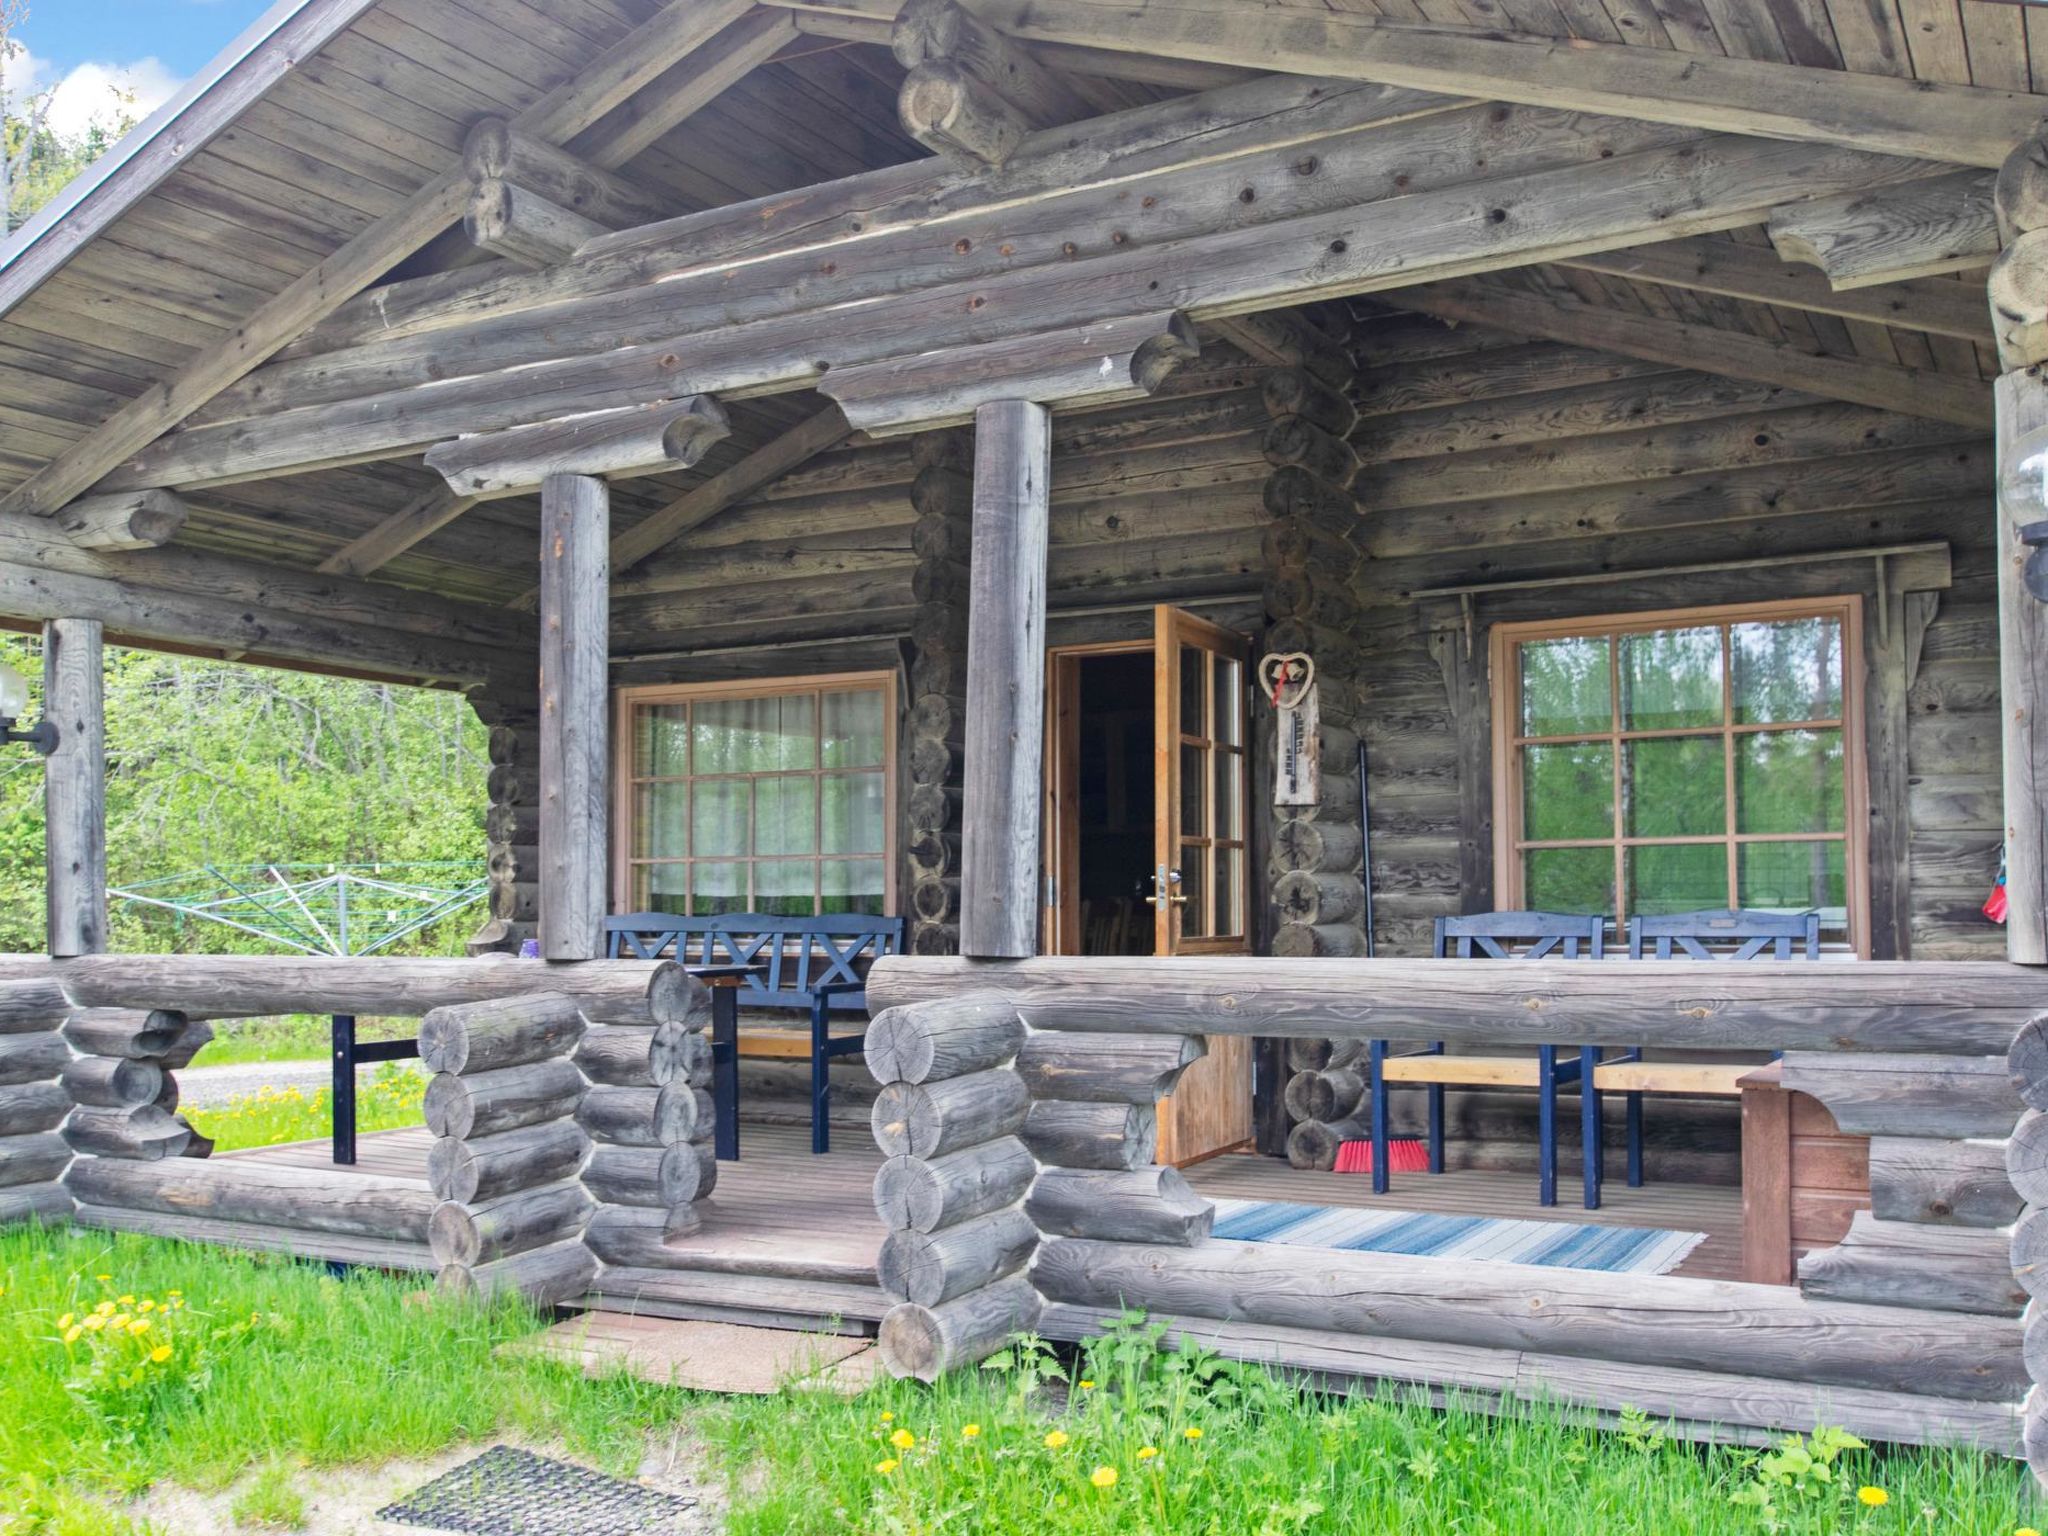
xmin=5 ymin=44 xmax=183 ymax=143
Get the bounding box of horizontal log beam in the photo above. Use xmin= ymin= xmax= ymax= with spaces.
xmin=1768 ymin=170 xmax=1999 ymax=289
xmin=315 ymin=483 xmax=482 ymax=578
xmin=1386 ymin=283 xmax=1990 ymax=427
xmin=425 ymin=396 xmax=729 ymax=496
xmin=462 ymin=118 xmax=677 ymax=232
xmin=950 ymin=0 xmax=2048 ymax=167
xmin=466 ymin=180 xmax=609 ymax=268
xmin=1557 ymin=237 xmax=1995 ymax=345
xmin=53 ymin=490 xmax=188 ymax=551
xmin=864 ymin=955 xmax=2047 ymax=1054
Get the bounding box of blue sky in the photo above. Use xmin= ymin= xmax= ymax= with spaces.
xmin=14 ymin=0 xmax=277 ymax=139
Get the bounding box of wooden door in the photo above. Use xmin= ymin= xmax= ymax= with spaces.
xmin=1151 ymin=605 xmax=1255 ymax=1164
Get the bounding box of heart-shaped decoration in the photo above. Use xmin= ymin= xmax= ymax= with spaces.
xmin=1258 ymin=651 xmax=1315 ymax=709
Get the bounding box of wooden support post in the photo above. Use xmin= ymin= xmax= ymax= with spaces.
xmin=959 ymin=400 xmax=1050 ymax=960
xmin=537 ymin=474 xmax=609 ymax=961
xmin=44 ymin=618 xmax=106 ymax=958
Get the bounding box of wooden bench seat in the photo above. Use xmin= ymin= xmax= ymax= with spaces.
xmin=1381 ymin=1056 xmax=1751 ymax=1096
xmin=736 ymin=1028 xmax=864 ymax=1061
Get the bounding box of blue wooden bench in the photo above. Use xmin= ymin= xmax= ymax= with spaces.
xmin=603 ymin=912 xmax=904 ymax=1154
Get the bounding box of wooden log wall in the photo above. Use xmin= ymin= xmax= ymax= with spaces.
xmin=870 ymin=994 xmax=1041 ymax=1380
xmin=0 ymin=979 xmax=75 ymax=1225
xmin=469 ymin=688 xmax=543 ymax=956
xmin=906 ymin=429 xmax=972 ymax=956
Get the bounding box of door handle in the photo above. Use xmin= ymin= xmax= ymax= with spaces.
xmin=1151 ymin=865 xmax=1187 ymax=910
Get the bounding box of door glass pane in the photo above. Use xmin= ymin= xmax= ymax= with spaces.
xmin=821 ymin=772 xmax=885 ymax=854
xmin=691 ymin=861 xmax=746 ymax=915
xmin=1523 ymin=742 xmax=1613 ymax=841
xmin=755 ymin=777 xmax=816 ymax=856
xmin=1739 ymin=840 xmax=1846 ymax=930
xmin=1180 ymin=743 xmax=1205 ymax=836
xmin=1620 ymin=626 xmax=1722 ymax=730
xmin=635 ymin=704 xmax=690 ymax=777
xmin=1520 ymin=637 xmax=1610 ymax=737
xmin=696 ymin=694 xmax=816 ymax=773
xmin=1178 ymin=847 xmax=1207 ymax=938
xmin=1736 ymin=729 xmax=1845 ymax=834
xmin=822 ymin=689 xmax=884 ymax=768
xmin=691 ymin=780 xmax=748 ymax=857
xmin=633 ymin=783 xmax=688 ymax=859
xmin=1733 ymin=619 xmax=1843 ymax=723
xmin=1524 ymin=846 xmax=1613 ymax=914
xmin=1627 ymin=843 xmax=1727 ymax=916
xmin=755 ymin=858 xmax=815 ymax=917
xmin=1214 ymin=751 xmax=1241 ymax=841
xmin=1214 ymin=846 xmax=1241 ymax=938
xmin=1213 ymin=658 xmax=1241 ymax=747
xmin=822 ymin=858 xmax=886 ymax=915
xmin=1624 ymin=736 xmax=1725 ymax=837
xmin=1179 ymin=647 xmax=1205 ymax=738
xmin=636 ymin=863 xmax=688 ymax=915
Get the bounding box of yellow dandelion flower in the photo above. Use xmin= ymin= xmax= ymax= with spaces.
xmin=166 ymin=1290 xmax=181 ymax=1298
xmin=128 ymin=1318 xmax=151 ymax=1335
xmin=1183 ymin=1427 xmax=1203 ymax=1441
xmin=62 ymin=1325 xmax=82 ymax=1344
xmin=1090 ymin=1466 xmax=1117 ymax=1489
xmin=94 ymin=1301 xmax=115 ymax=1316
xmin=889 ymin=1429 xmax=915 ymax=1451
xmin=879 ymin=1411 xmax=894 ymax=1423
xmin=1044 ymin=1430 xmax=1070 ymax=1450
xmin=117 ymin=1295 xmax=134 ymax=1305
xmin=150 ymin=1345 xmax=173 ymax=1364
xmin=874 ymin=1458 xmax=899 ymax=1476
xmin=961 ymin=1425 xmax=981 ymax=1440
xmin=1857 ymin=1488 xmax=1889 ymax=1509
xmin=1137 ymin=1447 xmax=1159 ymax=1461
xmin=1078 ymin=1379 xmax=1095 ymax=1390
xmin=2019 ymin=1528 xmax=2044 ymax=1536
xmin=56 ymin=1313 xmax=73 ymax=1330
xmin=110 ymin=1315 xmax=130 ymax=1330
xmin=138 ymin=1300 xmax=154 ymax=1313
xmin=95 ymin=1274 xmax=111 ymax=1283
xmin=82 ymin=1315 xmax=105 ymax=1333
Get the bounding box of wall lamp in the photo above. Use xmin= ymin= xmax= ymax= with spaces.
xmin=0 ymin=659 xmax=57 ymax=755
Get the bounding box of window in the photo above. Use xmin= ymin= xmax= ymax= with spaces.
xmin=1492 ymin=599 xmax=1867 ymax=949
xmin=616 ymin=674 xmax=895 ymax=917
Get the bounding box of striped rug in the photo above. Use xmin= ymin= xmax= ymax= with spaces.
xmin=1210 ymin=1198 xmax=1706 ymax=1276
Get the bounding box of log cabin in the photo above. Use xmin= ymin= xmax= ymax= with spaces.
xmin=2 ymin=0 xmax=2048 ymax=1471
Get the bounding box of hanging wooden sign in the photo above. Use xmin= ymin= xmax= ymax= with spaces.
xmin=1259 ymin=652 xmax=1319 ymax=807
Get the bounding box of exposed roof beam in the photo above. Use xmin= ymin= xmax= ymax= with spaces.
xmin=0 ymin=0 xmax=761 ymax=520
xmin=919 ymin=0 xmax=2048 ymax=167
xmin=1558 ymin=237 xmax=1995 ymax=344
xmin=1767 ymin=171 xmax=1999 ymax=289
xmin=1385 ymin=282 xmax=1991 ymax=427
xmin=317 ymin=484 xmax=480 ymax=579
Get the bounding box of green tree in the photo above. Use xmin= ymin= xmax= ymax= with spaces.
xmin=2 ymin=0 xmax=142 ymax=231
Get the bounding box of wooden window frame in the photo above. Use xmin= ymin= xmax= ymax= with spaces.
xmin=610 ymin=671 xmax=899 ymax=919
xmin=1488 ymin=596 xmax=1871 ymax=956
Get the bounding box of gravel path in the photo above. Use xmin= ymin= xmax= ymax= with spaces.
xmin=175 ymin=1060 xmax=333 ymax=1108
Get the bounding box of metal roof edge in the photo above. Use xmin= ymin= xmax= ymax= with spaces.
xmin=0 ymin=0 xmax=384 ymax=319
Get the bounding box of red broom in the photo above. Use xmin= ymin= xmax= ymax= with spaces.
xmin=1334 ymin=1139 xmax=1430 ymax=1175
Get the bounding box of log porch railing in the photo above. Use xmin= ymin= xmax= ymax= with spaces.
xmin=863 ymin=955 xmax=2048 ymax=1460
xmin=0 ymin=955 xmax=711 ymax=1304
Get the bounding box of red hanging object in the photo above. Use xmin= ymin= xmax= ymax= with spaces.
xmin=1985 ymin=844 xmax=2009 ymax=925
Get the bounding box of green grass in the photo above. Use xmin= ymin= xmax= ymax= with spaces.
xmin=0 ymin=1229 xmax=2037 ymax=1536
xmin=182 ymin=1066 xmax=426 ymax=1154
xmin=183 ymin=1017 xmax=417 ymax=1070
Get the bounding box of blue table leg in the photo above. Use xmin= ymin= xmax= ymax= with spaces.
xmin=1581 ymin=1046 xmax=1602 ymax=1210
xmin=1369 ymin=1039 xmax=1390 ymax=1195
xmin=1627 ymin=1090 xmax=1644 ymax=1187
xmin=331 ymin=1015 xmax=356 ymax=1167
xmin=713 ymin=985 xmax=740 ymax=1162
xmin=810 ymin=992 xmax=831 ymax=1155
xmin=1537 ymin=1044 xmax=1557 ymax=1207
xmin=1427 ymin=1044 xmax=1446 ymax=1174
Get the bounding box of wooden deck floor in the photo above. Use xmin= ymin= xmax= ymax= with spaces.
xmin=236 ymin=1121 xmax=1745 ymax=1283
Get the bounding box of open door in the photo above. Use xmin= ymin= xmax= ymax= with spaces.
xmin=1151 ymin=605 xmax=1256 ymax=1164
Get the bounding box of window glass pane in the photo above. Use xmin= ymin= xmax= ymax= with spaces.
xmin=822 ymin=859 xmax=887 ymax=916
xmin=691 ymin=861 xmax=746 ymax=916
xmin=635 ymin=705 xmax=690 ymax=777
xmin=822 ymin=772 xmax=885 ymax=854
xmin=691 ymin=780 xmax=748 ymax=857
xmin=1736 ymin=729 xmax=1845 ymax=835
xmin=1524 ymin=846 xmax=1613 ymax=915
xmin=1214 ymin=751 xmax=1241 ymax=841
xmin=635 ymin=863 xmax=688 ymax=915
xmin=1520 ymin=637 xmax=1610 ymax=737
xmin=632 ymin=783 xmax=688 ymax=859
xmin=1621 ymin=626 xmax=1722 ymax=731
xmin=755 ymin=776 xmax=816 ymax=856
xmin=822 ymin=689 xmax=885 ymax=769
xmin=1214 ymin=846 xmax=1241 ymax=938
xmin=1180 ymin=647 xmax=1205 ymax=738
xmin=1739 ymin=841 xmax=1846 ymax=932
xmin=1523 ymin=742 xmax=1613 ymax=841
xmin=1180 ymin=743 xmax=1205 ymax=836
xmin=695 ymin=693 xmax=816 ymax=773
xmin=1213 ymin=658 xmax=1241 ymax=747
xmin=1624 ymin=736 xmax=1725 ymax=838
xmin=755 ymin=859 xmax=815 ymax=917
xmin=1178 ymin=846 xmax=1207 ymax=939
xmin=1733 ymin=618 xmax=1842 ymax=724
xmin=1626 ymin=843 xmax=1727 ymax=917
